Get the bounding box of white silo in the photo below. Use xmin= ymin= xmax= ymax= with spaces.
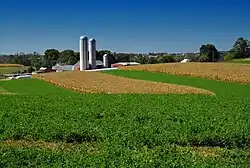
xmin=89 ymin=38 xmax=96 ymax=69
xmin=103 ymin=54 xmax=108 ymax=67
xmin=79 ymin=36 xmax=88 ymax=71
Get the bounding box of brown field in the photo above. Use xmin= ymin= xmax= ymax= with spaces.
xmin=33 ymin=71 xmax=214 ymax=95
xmin=0 ymin=64 xmax=24 ymax=67
xmin=121 ymin=63 xmax=250 ymax=84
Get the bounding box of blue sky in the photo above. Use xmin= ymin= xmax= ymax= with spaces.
xmin=1 ymin=0 xmax=250 ymax=54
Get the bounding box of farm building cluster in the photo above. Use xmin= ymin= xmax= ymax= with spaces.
xmin=37 ymin=36 xmax=140 ymax=73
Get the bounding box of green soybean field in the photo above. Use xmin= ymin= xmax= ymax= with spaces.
xmin=0 ymin=71 xmax=250 ymax=167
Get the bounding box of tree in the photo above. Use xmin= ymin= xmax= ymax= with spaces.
xmin=231 ymin=37 xmax=250 ymax=58
xmin=44 ymin=49 xmax=60 ymax=68
xmin=224 ymin=54 xmax=233 ymax=61
xmin=58 ymin=50 xmax=78 ymax=65
xmin=135 ymin=55 xmax=148 ymax=64
xmin=97 ymin=50 xmax=112 ymax=61
xmin=185 ymin=54 xmax=199 ymax=62
xmin=157 ymin=55 xmax=174 ymax=63
xmin=148 ymin=57 xmax=158 ymax=64
xmin=198 ymin=54 xmax=209 ymax=62
xmin=27 ymin=66 xmax=35 ymax=73
xmin=199 ymin=44 xmax=220 ymax=62
xmin=29 ymin=55 xmax=42 ymax=70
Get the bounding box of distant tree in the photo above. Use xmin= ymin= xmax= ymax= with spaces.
xmin=27 ymin=66 xmax=35 ymax=73
xmin=184 ymin=53 xmax=200 ymax=62
xmin=198 ymin=54 xmax=209 ymax=62
xmin=136 ymin=55 xmax=148 ymax=64
xmin=199 ymin=44 xmax=220 ymax=62
xmin=224 ymin=54 xmax=233 ymax=61
xmin=157 ymin=55 xmax=174 ymax=63
xmin=44 ymin=49 xmax=60 ymax=68
xmin=29 ymin=55 xmax=42 ymax=70
xmin=231 ymin=37 xmax=250 ymax=58
xmin=148 ymin=57 xmax=158 ymax=64
xmin=58 ymin=50 xmax=78 ymax=65
xmin=141 ymin=56 xmax=150 ymax=64
xmin=173 ymin=55 xmax=185 ymax=62
xmin=97 ymin=50 xmax=112 ymax=60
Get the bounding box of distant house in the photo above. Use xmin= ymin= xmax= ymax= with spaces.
xmin=180 ymin=59 xmax=191 ymax=63
xmin=37 ymin=67 xmax=55 ymax=73
xmin=52 ymin=63 xmax=74 ymax=72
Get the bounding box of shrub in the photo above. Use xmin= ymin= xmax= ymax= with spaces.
xmin=224 ymin=54 xmax=233 ymax=61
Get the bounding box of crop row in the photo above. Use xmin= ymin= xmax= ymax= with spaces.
xmin=121 ymin=62 xmax=250 ymax=84
xmin=0 ymin=93 xmax=249 ymax=148
xmin=33 ymin=71 xmax=214 ymax=95
xmin=0 ymin=75 xmax=250 ymax=166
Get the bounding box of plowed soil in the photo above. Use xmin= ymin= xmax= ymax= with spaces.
xmin=33 ymin=71 xmax=214 ymax=95
xmin=121 ymin=63 xmax=250 ymax=84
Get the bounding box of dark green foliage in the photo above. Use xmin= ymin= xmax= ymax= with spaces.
xmin=231 ymin=37 xmax=250 ymax=58
xmin=43 ymin=49 xmax=60 ymax=68
xmin=27 ymin=66 xmax=35 ymax=73
xmin=198 ymin=54 xmax=209 ymax=62
xmin=224 ymin=54 xmax=233 ymax=61
xmin=57 ymin=50 xmax=79 ymax=65
xmin=200 ymin=44 xmax=220 ymax=62
xmin=0 ymin=73 xmax=250 ymax=166
xmin=157 ymin=55 xmax=175 ymax=63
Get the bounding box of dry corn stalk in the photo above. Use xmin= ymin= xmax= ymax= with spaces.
xmin=33 ymin=71 xmax=214 ymax=95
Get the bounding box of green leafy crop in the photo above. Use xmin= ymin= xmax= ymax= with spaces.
xmin=0 ymin=72 xmax=250 ymax=167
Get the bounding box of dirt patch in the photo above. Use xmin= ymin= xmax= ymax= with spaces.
xmin=0 ymin=140 xmax=98 ymax=154
xmin=178 ymin=146 xmax=222 ymax=158
xmin=33 ymin=71 xmax=214 ymax=95
xmin=121 ymin=63 xmax=250 ymax=84
xmin=189 ymin=146 xmax=221 ymax=157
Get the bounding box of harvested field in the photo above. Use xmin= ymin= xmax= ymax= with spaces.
xmin=121 ymin=63 xmax=250 ymax=84
xmin=0 ymin=64 xmax=24 ymax=67
xmin=33 ymin=71 xmax=214 ymax=95
xmin=0 ymin=66 xmax=27 ymax=74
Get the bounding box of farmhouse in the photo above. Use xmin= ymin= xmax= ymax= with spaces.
xmin=37 ymin=67 xmax=55 ymax=73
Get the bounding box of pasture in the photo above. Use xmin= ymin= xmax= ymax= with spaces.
xmin=0 ymin=64 xmax=27 ymax=74
xmin=229 ymin=58 xmax=250 ymax=64
xmin=0 ymin=63 xmax=250 ymax=167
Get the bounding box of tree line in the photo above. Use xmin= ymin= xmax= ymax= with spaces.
xmin=0 ymin=37 xmax=249 ymax=71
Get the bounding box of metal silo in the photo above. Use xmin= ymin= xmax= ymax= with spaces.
xmin=89 ymin=38 xmax=96 ymax=69
xmin=103 ymin=54 xmax=108 ymax=67
xmin=79 ymin=36 xmax=88 ymax=71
